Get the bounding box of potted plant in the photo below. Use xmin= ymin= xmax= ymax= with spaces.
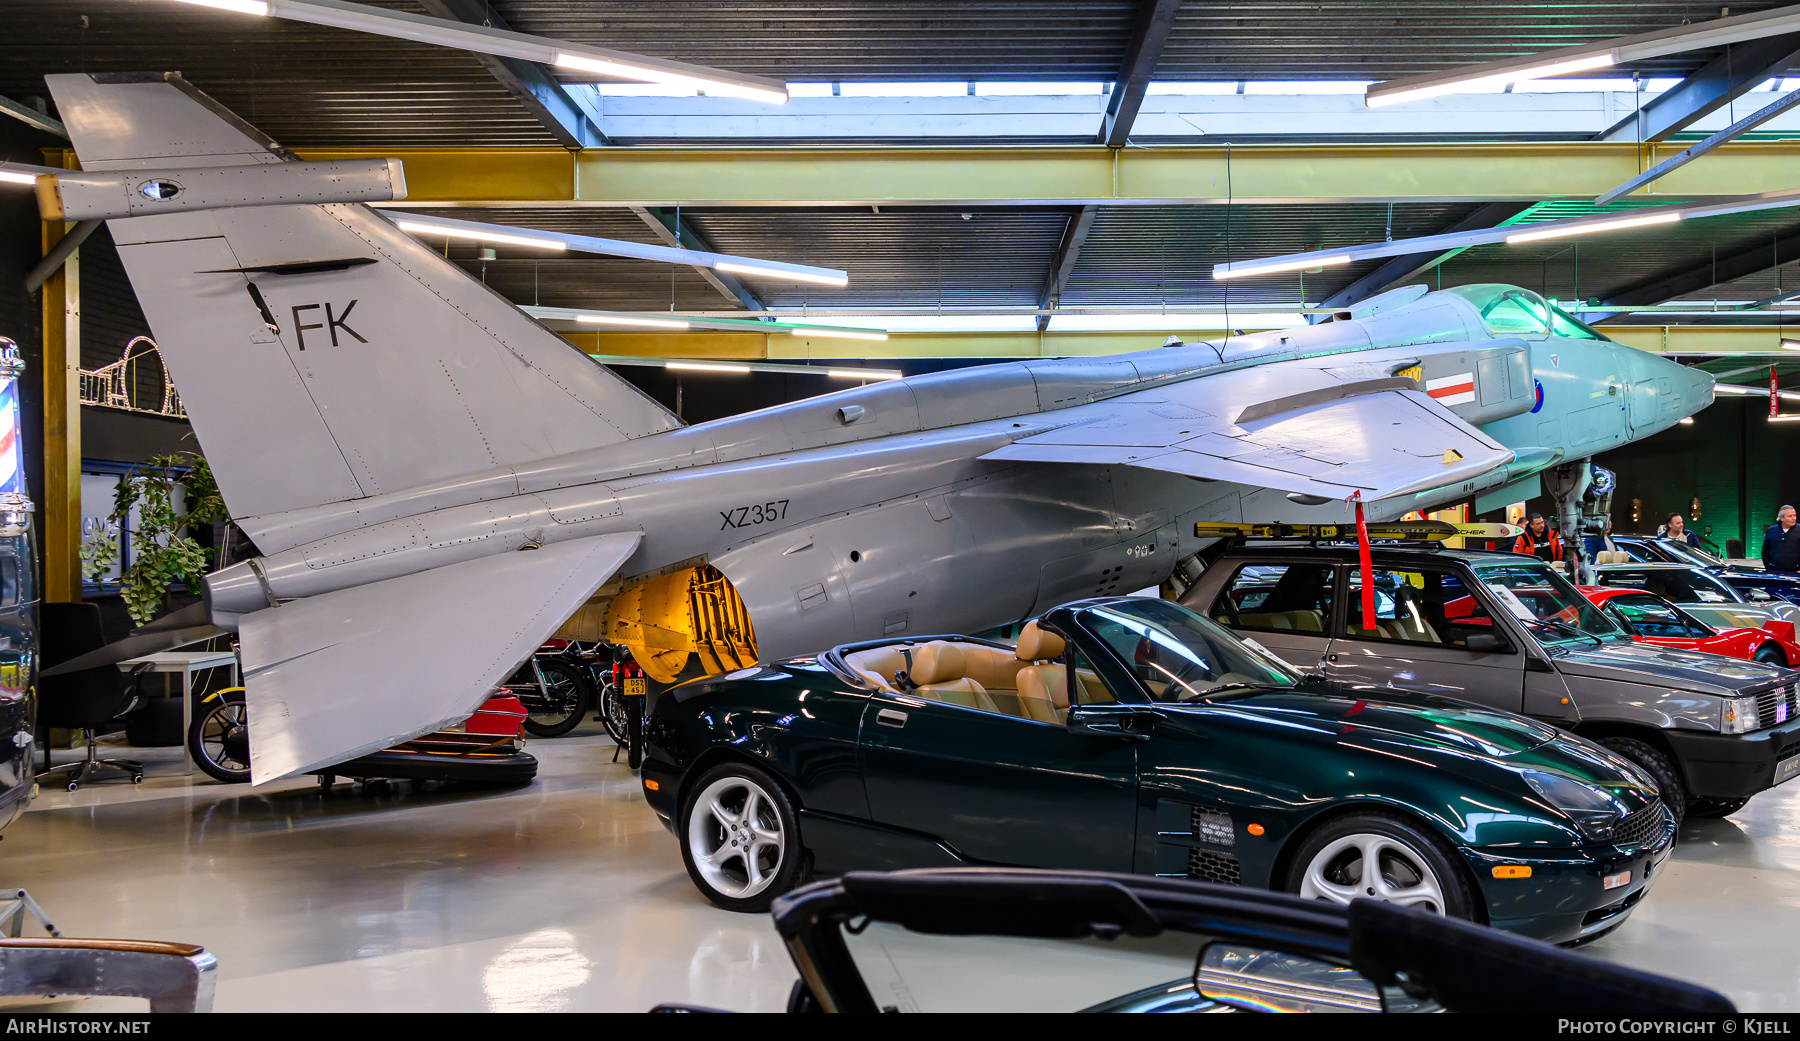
xmin=81 ymin=452 xmax=226 ymax=627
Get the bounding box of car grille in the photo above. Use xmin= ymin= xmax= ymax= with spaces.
xmin=1187 ymin=848 xmax=1243 ymax=885
xmin=1756 ymin=683 xmax=1799 ymax=730
xmin=1613 ymin=803 xmax=1667 ymax=848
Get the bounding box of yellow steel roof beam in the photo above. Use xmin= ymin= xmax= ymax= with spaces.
xmin=566 ymin=326 xmax=1800 ymax=362
xmin=293 ymin=142 xmax=1800 ymax=206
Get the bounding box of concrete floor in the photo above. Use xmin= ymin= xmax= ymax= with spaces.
xmin=5 ymin=720 xmax=1799 ymax=1012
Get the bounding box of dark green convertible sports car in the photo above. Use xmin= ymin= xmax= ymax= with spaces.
xmin=640 ymin=597 xmax=1675 ymax=945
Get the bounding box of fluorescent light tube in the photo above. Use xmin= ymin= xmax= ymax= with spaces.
xmin=0 ymin=171 xmax=36 ymax=186
xmin=714 ymin=261 xmax=849 ymax=287
xmin=790 ymin=327 xmax=889 ymax=341
xmin=1368 ymin=53 xmax=1616 ymax=107
xmin=1783 ymin=340 xmax=1800 ymax=351
xmin=396 ymin=220 xmax=565 ymax=251
xmin=1769 ymin=414 xmax=1800 ymax=422
xmin=826 ymin=368 xmax=903 ymax=380
xmin=554 ymin=54 xmax=787 ymax=105
xmin=1505 ymin=211 xmax=1680 ymax=245
xmin=666 ymin=361 xmax=751 ymax=373
xmin=170 ymin=0 xmax=269 ymax=13
xmin=575 ymin=314 xmax=691 ymax=330
xmin=1214 ymin=254 xmax=1353 ymax=280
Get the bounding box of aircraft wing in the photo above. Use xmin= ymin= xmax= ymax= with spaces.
xmin=237 ymin=531 xmax=641 ymax=785
xmin=981 ymin=365 xmax=1512 ymax=503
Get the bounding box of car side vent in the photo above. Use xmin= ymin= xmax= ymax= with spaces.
xmin=1190 ymin=805 xmax=1235 ymax=846
xmin=1187 ymin=848 xmax=1242 ymax=885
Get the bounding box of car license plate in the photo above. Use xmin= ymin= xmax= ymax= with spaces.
xmin=624 ymin=678 xmax=646 ymax=697
xmin=1777 ymin=755 xmax=1800 ymax=786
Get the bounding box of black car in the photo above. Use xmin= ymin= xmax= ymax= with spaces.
xmin=1610 ymin=534 xmax=1800 ymax=607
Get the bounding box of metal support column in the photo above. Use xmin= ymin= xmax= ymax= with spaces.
xmin=38 ymin=193 xmax=80 ymax=603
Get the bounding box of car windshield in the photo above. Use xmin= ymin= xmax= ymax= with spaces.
xmin=1077 ymin=598 xmax=1301 ymax=702
xmin=1600 ymin=567 xmax=1742 ymax=604
xmin=1652 ymin=538 xmax=1724 ymax=567
xmin=1472 ymin=561 xmax=1626 ymax=646
xmin=1606 ymin=594 xmax=1714 ymax=639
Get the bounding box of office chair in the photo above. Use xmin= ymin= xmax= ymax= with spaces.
xmin=37 ymin=603 xmax=142 ymax=791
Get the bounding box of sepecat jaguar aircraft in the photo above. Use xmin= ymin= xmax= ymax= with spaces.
xmin=38 ymin=72 xmax=1711 ymax=784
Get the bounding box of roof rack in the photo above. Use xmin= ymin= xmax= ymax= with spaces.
xmin=1195 ymin=520 xmax=1524 ymax=546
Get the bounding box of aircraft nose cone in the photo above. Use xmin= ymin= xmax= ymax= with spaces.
xmin=1683 ymin=362 xmax=1717 ymax=413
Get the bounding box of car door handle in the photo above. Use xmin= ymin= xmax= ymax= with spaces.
xmin=877 ymin=709 xmax=908 ymax=728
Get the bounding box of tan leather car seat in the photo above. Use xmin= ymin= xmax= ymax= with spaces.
xmin=960 ymin=645 xmax=1035 ymax=692
xmin=843 ymin=646 xmax=907 ymax=691
xmin=1008 ymin=623 xmax=1067 ymax=722
xmin=908 ymin=643 xmax=997 ymax=713
xmin=1016 ymin=664 xmax=1069 ymax=722
xmin=1015 ymin=621 xmax=1065 ymax=659
xmin=1236 ymin=611 xmax=1324 ymax=632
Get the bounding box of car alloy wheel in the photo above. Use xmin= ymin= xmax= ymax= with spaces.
xmin=686 ymin=773 xmax=788 ymax=902
xmin=1298 ymin=832 xmax=1447 ymax=914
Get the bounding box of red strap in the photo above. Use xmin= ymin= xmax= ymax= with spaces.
xmin=1353 ymin=494 xmax=1376 ymax=633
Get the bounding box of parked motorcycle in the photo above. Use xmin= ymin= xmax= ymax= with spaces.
xmin=502 ymin=644 xmax=594 ymax=738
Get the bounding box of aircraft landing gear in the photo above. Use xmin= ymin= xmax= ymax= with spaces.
xmin=1544 ymin=459 xmax=1618 ymax=585
xmin=1543 ymin=460 xmax=1593 ymax=584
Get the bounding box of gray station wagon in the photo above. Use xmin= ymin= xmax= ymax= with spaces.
xmin=1180 ymin=545 xmax=1800 ymax=824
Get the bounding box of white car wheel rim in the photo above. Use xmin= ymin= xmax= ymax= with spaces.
xmin=688 ymin=775 xmax=785 ymax=899
xmin=1299 ymin=832 xmax=1446 ymax=914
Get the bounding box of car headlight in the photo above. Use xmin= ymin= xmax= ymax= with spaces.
xmin=1722 ymin=695 xmax=1761 ymax=735
xmin=1523 ymin=770 xmax=1624 ymax=843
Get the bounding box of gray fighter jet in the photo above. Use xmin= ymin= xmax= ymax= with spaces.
xmin=42 ymin=73 xmax=1711 ymax=783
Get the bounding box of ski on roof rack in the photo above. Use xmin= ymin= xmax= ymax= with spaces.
xmin=1195 ymin=520 xmax=1523 ymax=543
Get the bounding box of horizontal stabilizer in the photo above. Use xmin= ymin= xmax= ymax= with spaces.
xmin=238 ymin=532 xmax=641 ymax=784
xmin=982 ymin=367 xmax=1511 ymax=502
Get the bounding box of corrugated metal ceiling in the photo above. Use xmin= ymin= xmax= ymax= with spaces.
xmin=1161 ymin=2 xmax=1798 ymax=80
xmin=1442 ymin=208 xmax=1800 ymax=303
xmin=684 ymin=206 xmax=1074 ymax=308
xmin=498 ymin=1 xmax=1140 ymax=80
xmin=0 ymin=0 xmax=559 ymax=147
xmin=7 ymin=2 xmax=1798 ymax=313
xmin=1064 ymin=202 xmax=1488 ymax=307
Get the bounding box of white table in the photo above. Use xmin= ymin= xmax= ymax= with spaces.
xmin=118 ymin=651 xmax=239 ymax=775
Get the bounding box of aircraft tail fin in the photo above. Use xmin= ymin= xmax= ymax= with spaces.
xmin=239 ymin=531 xmax=641 ymax=784
xmin=44 ymin=73 xmax=678 ymax=525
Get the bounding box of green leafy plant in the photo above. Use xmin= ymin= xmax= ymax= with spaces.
xmin=103 ymin=453 xmax=228 ymax=626
xmin=79 ymin=519 xmax=119 ymax=582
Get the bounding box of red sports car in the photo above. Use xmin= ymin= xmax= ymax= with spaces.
xmin=1579 ymin=586 xmax=1800 ymax=667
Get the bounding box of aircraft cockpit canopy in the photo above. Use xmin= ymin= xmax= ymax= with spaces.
xmin=1443 ymin=284 xmax=1611 ymax=343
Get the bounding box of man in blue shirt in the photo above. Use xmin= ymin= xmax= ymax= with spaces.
xmin=1762 ymin=505 xmax=1800 ymax=575
xmin=1658 ymin=513 xmax=1700 ymax=547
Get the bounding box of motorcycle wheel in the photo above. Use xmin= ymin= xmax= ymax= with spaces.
xmin=600 ymin=678 xmax=630 ymax=746
xmin=188 ymin=691 xmax=252 ymax=784
xmin=519 ymin=658 xmax=591 ymax=738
